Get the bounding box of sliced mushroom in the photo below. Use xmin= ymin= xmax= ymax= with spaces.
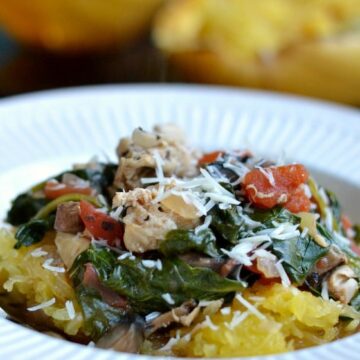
xmin=327 ymin=265 xmax=359 ymax=304
xmin=314 ymin=245 xmax=347 ymax=275
xmin=54 ymin=201 xmax=84 ymax=234
xmin=146 ymin=300 xmax=197 ymax=335
xmin=96 ymin=317 xmax=145 ymax=353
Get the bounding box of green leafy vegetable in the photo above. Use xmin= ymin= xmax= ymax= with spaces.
xmin=7 ymin=163 xmax=117 ymax=227
xmin=160 ymin=229 xmax=221 ymax=257
xmin=14 ymin=217 xmax=54 ymax=249
xmin=72 ymin=246 xmax=243 ymax=314
xmin=209 ymin=205 xmax=244 ymax=244
xmin=272 ymin=233 xmax=328 ymax=285
xmin=75 ymin=285 xmax=128 ymax=340
xmin=250 ymin=207 xmax=330 ymax=285
xmin=6 ymin=193 xmax=48 ymax=226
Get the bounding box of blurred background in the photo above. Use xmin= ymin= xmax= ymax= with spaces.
xmin=0 ymin=0 xmax=359 ymax=106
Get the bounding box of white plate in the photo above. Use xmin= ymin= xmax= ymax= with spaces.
xmin=0 ymin=85 xmax=359 ymax=360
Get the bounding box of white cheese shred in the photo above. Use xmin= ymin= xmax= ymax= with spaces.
xmin=27 ymin=298 xmax=56 ymax=312
xmin=162 ymin=293 xmax=175 ymax=305
xmin=235 ymin=294 xmax=266 ymax=320
xmin=42 ymin=259 xmax=66 ymax=273
xmin=65 ymin=300 xmax=76 ymax=320
xmin=30 ymin=248 xmax=48 ymax=258
xmin=275 ymin=260 xmax=291 ymax=288
xmin=203 ymin=315 xmax=219 ymax=330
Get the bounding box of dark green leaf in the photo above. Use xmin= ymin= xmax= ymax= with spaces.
xmin=105 ymin=256 xmax=243 ymax=314
xmin=272 ymin=234 xmax=329 ymax=285
xmin=6 ymin=193 xmax=48 ymax=226
xmin=72 ymin=246 xmax=243 ymax=315
xmin=160 ymin=229 xmax=221 ymax=257
xmin=75 ymin=284 xmax=129 ymax=341
xmin=14 ymin=217 xmax=54 ymax=249
xmin=209 ymin=205 xmax=244 ymax=244
xmin=250 ymin=207 xmax=298 ymax=227
xmin=250 ymin=207 xmax=329 ymax=285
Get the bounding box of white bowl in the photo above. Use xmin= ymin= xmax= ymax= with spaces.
xmin=0 ymin=85 xmax=359 ymax=360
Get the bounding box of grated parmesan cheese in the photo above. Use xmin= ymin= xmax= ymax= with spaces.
xmin=220 ymin=307 xmax=231 ymax=315
xmin=162 ymin=293 xmax=175 ymax=305
xmin=256 ymin=166 xmax=275 ymax=187
xmin=65 ymin=300 xmax=76 ymax=320
xmin=195 ymin=215 xmax=213 ymax=235
xmin=118 ymin=252 xmax=135 ymax=260
xmin=145 ymin=311 xmax=161 ymax=323
xmin=275 ymin=260 xmax=291 ymax=287
xmin=27 ymin=298 xmax=56 ymax=312
xmin=42 ymin=259 xmax=65 ymax=273
xmin=30 ymin=248 xmax=48 ymax=258
xmin=321 ymin=279 xmax=329 ymax=301
xmin=225 ymin=310 xmax=249 ymax=329
xmin=235 ymin=294 xmax=266 ymax=320
xmin=203 ymin=315 xmax=219 ymax=330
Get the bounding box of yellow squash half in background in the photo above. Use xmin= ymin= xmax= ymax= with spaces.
xmin=153 ymin=0 xmax=360 ymax=105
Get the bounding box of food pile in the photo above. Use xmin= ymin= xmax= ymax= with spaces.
xmin=0 ymin=124 xmax=359 ymax=357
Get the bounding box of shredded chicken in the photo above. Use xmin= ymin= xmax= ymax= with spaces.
xmin=114 ymin=125 xmax=200 ymax=190
xmin=113 ymin=187 xmax=200 ymax=253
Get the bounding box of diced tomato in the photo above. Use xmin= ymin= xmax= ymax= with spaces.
xmin=44 ymin=180 xmax=93 ymax=199
xmin=79 ymin=200 xmax=123 ymax=247
xmin=341 ymin=214 xmax=353 ymax=233
xmin=83 ymin=263 xmax=127 ymax=308
xmin=243 ymin=164 xmax=310 ymax=213
xmin=198 ymin=151 xmax=224 ymax=165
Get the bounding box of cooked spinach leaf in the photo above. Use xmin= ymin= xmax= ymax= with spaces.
xmin=209 ymin=205 xmax=244 ymax=244
xmin=6 ymin=163 xmax=117 ymax=227
xmin=160 ymin=229 xmax=221 ymax=257
xmin=75 ymin=284 xmax=129 ymax=341
xmin=72 ymin=246 xmax=243 ymax=314
xmin=14 ymin=216 xmax=54 ymax=249
xmin=6 ymin=193 xmax=48 ymax=226
xmin=250 ymin=207 xmax=330 ymax=285
xmin=250 ymin=206 xmax=298 ymax=227
xmin=272 ymin=233 xmax=329 ymax=285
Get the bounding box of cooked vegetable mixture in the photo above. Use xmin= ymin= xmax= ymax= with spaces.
xmin=1 ymin=124 xmax=359 ymax=357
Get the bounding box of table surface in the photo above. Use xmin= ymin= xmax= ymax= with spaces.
xmin=0 ymin=30 xmax=182 ymax=98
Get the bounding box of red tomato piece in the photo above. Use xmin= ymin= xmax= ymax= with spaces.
xmin=243 ymin=164 xmax=310 ymax=213
xmin=44 ymin=180 xmax=93 ymax=199
xmin=79 ymin=200 xmax=123 ymax=247
xmin=198 ymin=151 xmax=224 ymax=165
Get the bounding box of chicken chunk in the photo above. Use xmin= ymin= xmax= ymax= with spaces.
xmin=114 ymin=125 xmax=200 ymax=190
xmin=112 ymin=187 xmax=200 ymax=253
